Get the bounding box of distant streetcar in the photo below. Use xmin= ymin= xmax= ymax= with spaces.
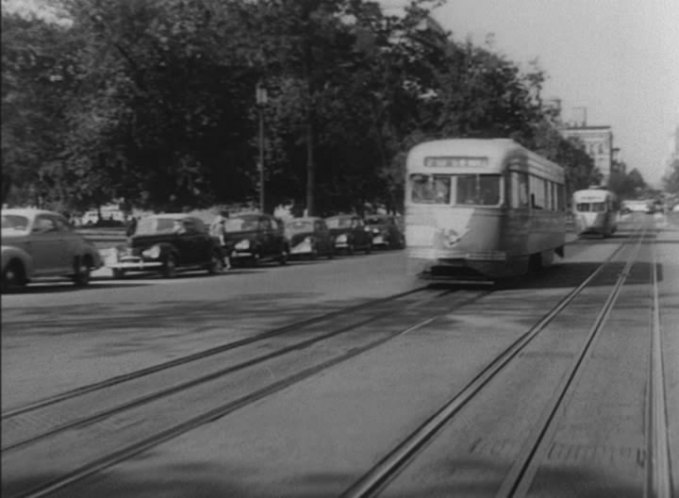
xmin=404 ymin=138 xmax=566 ymax=282
xmin=572 ymin=188 xmax=619 ymax=237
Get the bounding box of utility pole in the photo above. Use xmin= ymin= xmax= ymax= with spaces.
xmin=256 ymin=81 xmax=267 ymax=212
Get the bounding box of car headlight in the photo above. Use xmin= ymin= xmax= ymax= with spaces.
xmin=117 ymin=246 xmax=132 ymax=258
xmin=142 ymin=245 xmax=162 ymax=259
xmin=336 ymin=234 xmax=347 ymax=243
xmin=235 ymin=239 xmax=251 ymax=250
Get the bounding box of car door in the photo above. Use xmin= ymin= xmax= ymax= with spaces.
xmin=30 ymin=215 xmax=68 ymax=275
xmin=177 ymin=219 xmax=204 ymax=265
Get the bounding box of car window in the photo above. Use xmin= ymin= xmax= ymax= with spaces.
xmin=54 ymin=216 xmax=72 ymax=232
xmin=33 ymin=216 xmax=57 ymax=233
xmin=182 ymin=219 xmax=200 ymax=234
xmin=1 ymin=214 xmax=29 ymax=232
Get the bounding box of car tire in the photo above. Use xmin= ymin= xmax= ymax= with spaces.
xmin=347 ymin=243 xmax=355 ymax=255
xmin=72 ymin=257 xmax=91 ymax=287
xmin=365 ymin=243 xmax=372 ymax=255
xmin=279 ymin=247 xmax=289 ymax=265
xmin=2 ymin=261 xmax=26 ymax=293
xmin=162 ymin=254 xmax=178 ymax=278
xmin=207 ymin=251 xmax=225 ymax=275
xmin=112 ymin=269 xmax=126 ymax=280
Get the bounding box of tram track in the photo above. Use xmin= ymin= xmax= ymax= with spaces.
xmin=342 ymin=225 xmax=655 ymax=497
xmin=2 ymin=286 xmax=494 ymax=498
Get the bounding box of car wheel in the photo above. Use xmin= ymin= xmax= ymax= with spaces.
xmin=250 ymin=251 xmax=261 ymax=267
xmin=279 ymin=247 xmax=289 ymax=265
xmin=347 ymin=243 xmax=355 ymax=255
xmin=112 ymin=268 xmax=126 ymax=280
xmin=327 ymin=248 xmax=334 ymax=260
xmin=72 ymin=257 xmax=91 ymax=287
xmin=310 ymin=245 xmax=318 ymax=260
xmin=2 ymin=261 xmax=26 ymax=293
xmin=365 ymin=243 xmax=372 ymax=255
xmin=207 ymin=251 xmax=225 ymax=275
xmin=162 ymin=254 xmax=178 ymax=278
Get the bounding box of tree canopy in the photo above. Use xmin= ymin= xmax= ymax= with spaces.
xmin=2 ymin=0 xmax=602 ymax=214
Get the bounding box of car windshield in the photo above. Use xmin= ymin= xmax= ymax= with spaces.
xmin=1 ymin=214 xmax=30 ymax=232
xmin=326 ymin=217 xmax=352 ymax=229
xmin=286 ymin=220 xmax=314 ymax=233
xmin=224 ymin=216 xmax=259 ymax=232
xmin=135 ymin=217 xmax=183 ymax=235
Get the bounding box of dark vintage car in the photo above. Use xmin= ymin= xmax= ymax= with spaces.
xmin=325 ymin=214 xmax=372 ymax=255
xmin=224 ymin=213 xmax=290 ymax=266
xmin=364 ymin=214 xmax=406 ymax=249
xmin=106 ymin=214 xmax=224 ymax=278
xmin=284 ymin=217 xmax=334 ymax=259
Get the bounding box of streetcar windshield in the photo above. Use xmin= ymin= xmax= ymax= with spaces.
xmin=410 ymin=174 xmax=501 ymax=206
xmin=410 ymin=174 xmax=451 ymax=204
xmin=576 ymin=202 xmax=606 ymax=212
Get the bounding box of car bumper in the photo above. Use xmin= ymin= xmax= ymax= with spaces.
xmin=108 ymin=258 xmax=163 ymax=271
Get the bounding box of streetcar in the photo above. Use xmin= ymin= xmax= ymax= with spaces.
xmin=572 ymin=188 xmax=619 ymax=237
xmin=404 ymin=138 xmax=566 ymax=281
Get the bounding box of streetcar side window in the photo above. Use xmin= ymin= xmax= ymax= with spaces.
xmin=530 ymin=176 xmax=546 ymax=209
xmin=510 ymin=172 xmax=529 ymax=208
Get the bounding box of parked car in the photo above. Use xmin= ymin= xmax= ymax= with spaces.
xmin=1 ymin=208 xmax=102 ymax=291
xmin=285 ymin=217 xmax=334 ymax=259
xmin=364 ymin=214 xmax=406 ymax=249
xmin=224 ymin=213 xmax=290 ymax=266
xmin=106 ymin=214 xmax=224 ymax=278
xmin=325 ymin=215 xmax=372 ymax=254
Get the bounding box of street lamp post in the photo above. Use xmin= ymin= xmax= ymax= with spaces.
xmin=256 ymin=81 xmax=268 ymax=212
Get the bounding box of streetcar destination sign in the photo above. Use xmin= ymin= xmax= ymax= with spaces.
xmin=424 ymin=157 xmax=488 ymax=168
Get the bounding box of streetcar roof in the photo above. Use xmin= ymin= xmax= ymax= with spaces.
xmin=407 ymin=138 xmax=564 ymax=182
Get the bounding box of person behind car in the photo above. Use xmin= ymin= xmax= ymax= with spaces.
xmin=210 ymin=211 xmax=231 ymax=269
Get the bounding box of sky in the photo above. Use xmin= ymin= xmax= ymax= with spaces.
xmin=381 ymin=0 xmax=679 ymax=186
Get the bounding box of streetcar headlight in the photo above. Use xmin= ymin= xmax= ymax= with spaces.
xmin=235 ymin=239 xmax=250 ymax=250
xmin=142 ymin=245 xmax=161 ymax=259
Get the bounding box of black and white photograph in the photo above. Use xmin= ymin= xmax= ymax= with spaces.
xmin=2 ymin=0 xmax=678 ymax=496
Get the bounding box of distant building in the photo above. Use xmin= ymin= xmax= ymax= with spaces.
xmin=561 ymin=125 xmax=614 ymax=185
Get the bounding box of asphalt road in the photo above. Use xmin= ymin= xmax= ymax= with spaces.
xmin=2 ymin=214 xmax=677 ymax=497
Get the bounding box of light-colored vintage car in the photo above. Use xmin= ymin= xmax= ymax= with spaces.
xmin=284 ymin=217 xmax=334 ymax=259
xmin=1 ymin=208 xmax=102 ymax=291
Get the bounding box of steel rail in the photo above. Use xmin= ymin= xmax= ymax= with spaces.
xmin=646 ymin=240 xmax=673 ymax=498
xmin=14 ymin=291 xmax=491 ymax=498
xmin=2 ymin=286 xmax=429 ymax=419
xmin=341 ymin=227 xmax=643 ymax=498
xmin=498 ymin=225 xmax=648 ymax=497
xmin=2 ymin=287 xmax=450 ymax=454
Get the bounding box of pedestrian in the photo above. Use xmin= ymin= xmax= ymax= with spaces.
xmin=125 ymin=216 xmax=138 ymax=238
xmin=210 ymin=210 xmax=231 ymax=270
